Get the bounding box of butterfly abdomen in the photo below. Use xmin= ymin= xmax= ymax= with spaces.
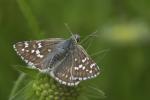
xmin=48 ymin=39 xmax=74 ymax=67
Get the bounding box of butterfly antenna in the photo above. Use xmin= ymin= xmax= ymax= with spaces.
xmin=80 ymin=30 xmax=98 ymax=44
xmin=91 ymin=48 xmax=110 ymax=57
xmin=64 ymin=23 xmax=77 ymax=43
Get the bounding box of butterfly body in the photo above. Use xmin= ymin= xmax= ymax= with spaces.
xmin=42 ymin=36 xmax=77 ymax=70
xmin=13 ymin=34 xmax=100 ymax=86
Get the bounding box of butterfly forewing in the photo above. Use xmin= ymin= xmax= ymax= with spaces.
xmin=13 ymin=38 xmax=64 ymax=69
xmin=72 ymin=45 xmax=100 ymax=80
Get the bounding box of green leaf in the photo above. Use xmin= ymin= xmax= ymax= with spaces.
xmin=78 ymin=95 xmax=89 ymax=100
xmin=17 ymin=0 xmax=44 ymax=38
xmin=17 ymin=0 xmax=39 ymax=34
xmin=9 ymin=81 xmax=36 ymax=100
xmin=81 ymin=85 xmax=106 ymax=99
xmin=13 ymin=65 xmax=39 ymax=78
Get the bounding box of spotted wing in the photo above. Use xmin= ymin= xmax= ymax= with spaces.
xmin=51 ymin=45 xmax=100 ymax=86
xmin=51 ymin=50 xmax=80 ymax=86
xmin=13 ymin=38 xmax=64 ymax=69
xmin=72 ymin=45 xmax=100 ymax=80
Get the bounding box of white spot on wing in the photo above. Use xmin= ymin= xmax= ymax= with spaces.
xmin=31 ymin=50 xmax=35 ymax=53
xmin=78 ymin=77 xmax=83 ymax=80
xmin=21 ymin=48 xmax=25 ymax=51
xmin=24 ymin=42 xmax=29 ymax=48
xmin=13 ymin=44 xmax=16 ymax=49
xmin=65 ymin=75 xmax=68 ymax=78
xmin=25 ymin=59 xmax=28 ymax=63
xmin=82 ymin=66 xmax=85 ymax=70
xmin=36 ymin=50 xmax=40 ymax=54
xmin=79 ymin=64 xmax=83 ymax=68
xmin=83 ymin=77 xmax=87 ymax=80
xmin=74 ymin=81 xmax=80 ymax=85
xmin=38 ymin=43 xmax=42 ymax=48
xmin=75 ymin=58 xmax=77 ymax=61
xmin=70 ymin=83 xmax=75 ymax=86
xmin=48 ymin=49 xmax=51 ymax=52
xmin=21 ymin=56 xmax=24 ymax=60
xmin=82 ymin=58 xmax=86 ymax=63
xmin=26 ymin=50 xmax=29 ymax=52
xmin=37 ymin=54 xmax=44 ymax=58
xmin=62 ymin=81 xmax=66 ymax=85
xmin=68 ymin=83 xmax=71 ymax=86
xmin=28 ymin=62 xmax=33 ymax=66
xmin=90 ymin=63 xmax=96 ymax=69
xmin=75 ymin=67 xmax=79 ymax=70
xmin=89 ymin=70 xmax=93 ymax=73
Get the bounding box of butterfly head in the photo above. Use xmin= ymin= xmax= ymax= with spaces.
xmin=71 ymin=34 xmax=80 ymax=43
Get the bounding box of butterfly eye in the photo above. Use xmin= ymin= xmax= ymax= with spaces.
xmin=74 ymin=34 xmax=80 ymax=42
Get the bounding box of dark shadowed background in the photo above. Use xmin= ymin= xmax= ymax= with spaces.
xmin=0 ymin=0 xmax=150 ymax=100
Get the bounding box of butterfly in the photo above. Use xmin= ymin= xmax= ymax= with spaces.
xmin=13 ymin=34 xmax=100 ymax=86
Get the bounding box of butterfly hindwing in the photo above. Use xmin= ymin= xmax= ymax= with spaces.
xmin=51 ymin=50 xmax=80 ymax=86
xmin=13 ymin=38 xmax=64 ymax=69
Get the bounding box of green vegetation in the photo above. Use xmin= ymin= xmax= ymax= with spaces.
xmin=0 ymin=0 xmax=150 ymax=100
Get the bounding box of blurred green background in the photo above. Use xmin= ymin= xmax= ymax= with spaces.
xmin=0 ymin=0 xmax=150 ymax=100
